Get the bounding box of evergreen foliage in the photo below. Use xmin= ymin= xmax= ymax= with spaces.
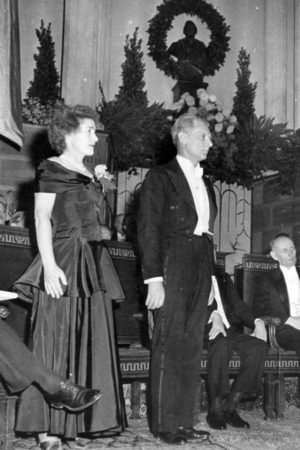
xmin=232 ymin=48 xmax=257 ymax=126
xmin=226 ymin=48 xmax=300 ymax=193
xmin=116 ymin=28 xmax=148 ymax=106
xmin=98 ymin=28 xmax=170 ymax=171
xmin=22 ymin=20 xmax=62 ymax=125
xmin=25 ymin=20 xmax=60 ymax=105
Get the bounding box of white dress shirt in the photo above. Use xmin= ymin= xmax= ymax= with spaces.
xmin=280 ymin=265 xmax=300 ymax=317
xmin=176 ymin=155 xmax=210 ymax=236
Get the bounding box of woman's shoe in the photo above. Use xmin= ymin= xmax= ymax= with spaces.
xmin=40 ymin=439 xmax=62 ymax=450
xmin=63 ymin=438 xmax=89 ymax=449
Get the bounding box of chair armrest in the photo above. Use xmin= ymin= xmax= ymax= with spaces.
xmin=259 ymin=316 xmax=282 ymax=350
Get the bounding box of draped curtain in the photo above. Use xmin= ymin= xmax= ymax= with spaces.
xmin=0 ymin=0 xmax=23 ymax=147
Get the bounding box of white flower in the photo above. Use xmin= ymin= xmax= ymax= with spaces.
xmin=196 ymin=88 xmax=206 ymax=97
xmin=188 ymin=106 xmax=198 ymax=115
xmin=226 ymin=125 xmax=235 ymax=134
xmin=229 ymin=114 xmax=238 ymax=124
xmin=206 ymin=103 xmax=215 ymax=112
xmin=94 ymin=164 xmax=114 ymax=182
xmin=215 ymin=112 xmax=224 ymax=123
xmin=208 ymin=94 xmax=217 ymax=103
xmin=215 ymin=123 xmax=223 ymax=133
xmin=206 ymin=113 xmax=214 ymax=122
xmin=199 ymin=92 xmax=209 ymax=103
xmin=200 ymin=98 xmax=209 ymax=107
xmin=180 ymin=92 xmax=190 ymax=100
xmin=185 ymin=95 xmax=195 ymax=106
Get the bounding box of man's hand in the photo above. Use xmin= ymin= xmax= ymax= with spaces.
xmin=251 ymin=318 xmax=267 ymax=342
xmin=209 ymin=311 xmax=227 ymax=340
xmin=146 ymin=281 xmax=165 ymax=310
xmin=100 ymin=225 xmax=112 ymax=240
xmin=285 ymin=316 xmax=300 ymax=330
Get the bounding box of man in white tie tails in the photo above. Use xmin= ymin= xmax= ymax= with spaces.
xmin=254 ymin=234 xmax=300 ymax=370
xmin=138 ymin=113 xmax=217 ymax=445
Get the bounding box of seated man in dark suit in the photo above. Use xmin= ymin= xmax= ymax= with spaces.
xmin=253 ymin=234 xmax=300 ymax=361
xmin=0 ymin=307 xmax=101 ymax=412
xmin=205 ymin=272 xmax=268 ymax=430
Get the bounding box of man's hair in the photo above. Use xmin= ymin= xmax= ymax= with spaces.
xmin=171 ymin=113 xmax=208 ymax=147
xmin=269 ymin=233 xmax=292 ymax=251
xmin=48 ymin=104 xmax=99 ymax=154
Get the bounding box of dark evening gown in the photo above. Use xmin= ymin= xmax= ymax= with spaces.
xmin=14 ymin=160 xmax=126 ymax=439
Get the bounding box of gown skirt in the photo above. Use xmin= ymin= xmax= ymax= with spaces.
xmin=14 ymin=229 xmax=127 ymax=438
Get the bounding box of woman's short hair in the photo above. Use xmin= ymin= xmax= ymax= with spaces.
xmin=48 ymin=104 xmax=98 ymax=154
xmin=171 ymin=113 xmax=207 ymax=147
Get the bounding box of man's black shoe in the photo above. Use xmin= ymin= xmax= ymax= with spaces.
xmin=156 ymin=431 xmax=187 ymax=445
xmin=224 ymin=410 xmax=249 ymax=428
xmin=46 ymin=380 xmax=102 ymax=412
xmin=206 ymin=412 xmax=227 ymax=430
xmin=178 ymin=426 xmax=210 ymax=439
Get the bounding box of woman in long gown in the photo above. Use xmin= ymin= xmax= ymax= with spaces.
xmin=14 ymin=104 xmax=126 ymax=449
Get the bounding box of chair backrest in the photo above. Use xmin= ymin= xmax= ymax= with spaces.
xmin=242 ymin=254 xmax=278 ymax=309
xmin=0 ymin=225 xmax=35 ymax=341
xmin=215 ymin=251 xmax=226 ymax=274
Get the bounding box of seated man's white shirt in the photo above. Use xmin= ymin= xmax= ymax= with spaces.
xmin=280 ymin=265 xmax=300 ymax=316
xmin=208 ymin=275 xmax=230 ymax=329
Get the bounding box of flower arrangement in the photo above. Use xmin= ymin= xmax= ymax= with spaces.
xmin=169 ymin=88 xmax=237 ymax=135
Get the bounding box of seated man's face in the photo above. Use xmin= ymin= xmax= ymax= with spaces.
xmin=272 ymin=237 xmax=297 ymax=268
xmin=0 ymin=203 xmax=6 ymax=225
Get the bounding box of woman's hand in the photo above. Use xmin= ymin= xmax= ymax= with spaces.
xmin=44 ymin=263 xmax=68 ymax=299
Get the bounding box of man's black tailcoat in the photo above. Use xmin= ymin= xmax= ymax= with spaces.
xmin=138 ymin=158 xmax=217 ymax=433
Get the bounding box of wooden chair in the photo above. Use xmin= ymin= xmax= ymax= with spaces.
xmin=241 ymin=253 xmax=300 ymax=419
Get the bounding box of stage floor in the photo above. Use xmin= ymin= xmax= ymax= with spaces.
xmin=11 ymin=407 xmax=300 ymax=449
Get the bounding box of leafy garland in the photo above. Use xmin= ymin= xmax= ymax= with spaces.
xmin=147 ymin=0 xmax=230 ymax=79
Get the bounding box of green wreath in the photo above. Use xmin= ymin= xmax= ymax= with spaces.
xmin=147 ymin=0 xmax=230 ymax=79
